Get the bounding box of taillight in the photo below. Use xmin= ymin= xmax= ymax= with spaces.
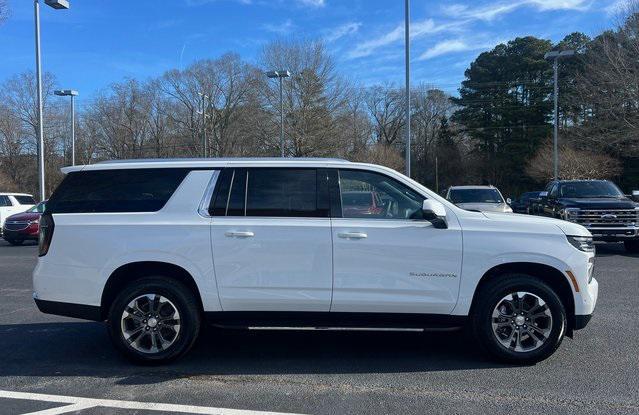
xmin=38 ymin=213 xmax=55 ymax=257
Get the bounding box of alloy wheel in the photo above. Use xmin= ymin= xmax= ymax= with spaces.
xmin=491 ymin=291 xmax=553 ymax=353
xmin=120 ymin=294 xmax=181 ymax=354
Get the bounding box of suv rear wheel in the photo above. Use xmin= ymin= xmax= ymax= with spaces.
xmin=624 ymin=240 xmax=639 ymax=253
xmin=107 ymin=276 xmax=201 ymax=364
xmin=471 ymin=274 xmax=566 ymax=364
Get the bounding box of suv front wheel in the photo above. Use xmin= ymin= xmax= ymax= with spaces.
xmin=471 ymin=274 xmax=566 ymax=364
xmin=107 ymin=276 xmax=201 ymax=364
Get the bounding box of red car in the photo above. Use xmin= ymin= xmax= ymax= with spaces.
xmin=341 ymin=191 xmax=384 ymax=217
xmin=2 ymin=201 xmax=46 ymax=246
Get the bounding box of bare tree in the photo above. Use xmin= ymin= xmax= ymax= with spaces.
xmin=526 ymin=141 xmax=622 ymax=181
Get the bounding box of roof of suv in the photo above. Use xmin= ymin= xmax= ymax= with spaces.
xmin=61 ymin=158 xmax=355 ymax=173
xmin=448 ymin=185 xmax=496 ymax=190
xmin=0 ymin=192 xmax=33 ymax=196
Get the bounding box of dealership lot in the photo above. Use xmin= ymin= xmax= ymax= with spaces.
xmin=0 ymin=240 xmax=638 ymax=415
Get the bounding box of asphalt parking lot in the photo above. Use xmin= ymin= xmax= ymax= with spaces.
xmin=0 ymin=240 xmax=638 ymax=415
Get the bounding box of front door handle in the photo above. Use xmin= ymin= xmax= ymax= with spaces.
xmin=338 ymin=232 xmax=368 ymax=239
xmin=225 ymin=231 xmax=255 ymax=238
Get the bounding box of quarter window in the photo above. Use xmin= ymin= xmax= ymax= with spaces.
xmin=46 ymin=169 xmax=190 ymax=213
xmin=338 ymin=170 xmax=425 ymax=220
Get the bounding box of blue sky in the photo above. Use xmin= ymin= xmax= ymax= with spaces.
xmin=0 ymin=0 xmax=625 ymax=108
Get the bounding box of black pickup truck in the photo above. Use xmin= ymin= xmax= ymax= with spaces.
xmin=532 ymin=179 xmax=639 ymax=252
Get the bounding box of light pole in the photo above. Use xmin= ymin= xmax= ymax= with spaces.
xmin=54 ymin=89 xmax=78 ymax=165
xmin=404 ymin=0 xmax=411 ymax=178
xmin=197 ymin=92 xmax=209 ymax=157
xmin=34 ymin=0 xmax=69 ymax=200
xmin=266 ymin=70 xmax=291 ymax=157
xmin=544 ymin=49 xmax=574 ymax=180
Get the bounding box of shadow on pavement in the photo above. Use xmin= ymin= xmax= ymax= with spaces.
xmin=0 ymin=321 xmax=505 ymax=384
xmin=594 ymin=242 xmax=639 ymax=258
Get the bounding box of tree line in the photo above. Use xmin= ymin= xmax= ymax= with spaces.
xmin=0 ymin=10 xmax=637 ymax=200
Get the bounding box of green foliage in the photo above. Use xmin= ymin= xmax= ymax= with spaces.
xmin=452 ymin=37 xmax=554 ymax=192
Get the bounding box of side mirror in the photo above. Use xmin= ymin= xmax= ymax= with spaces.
xmin=422 ymin=199 xmax=447 ymax=229
xmin=506 ymin=197 xmax=512 ymax=205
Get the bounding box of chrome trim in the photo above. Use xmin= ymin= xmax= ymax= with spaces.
xmin=197 ymin=170 xmax=220 ymax=218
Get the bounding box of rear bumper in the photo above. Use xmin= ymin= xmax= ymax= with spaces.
xmin=34 ymin=298 xmax=102 ymax=321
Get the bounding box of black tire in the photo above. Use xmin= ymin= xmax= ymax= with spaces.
xmin=6 ymin=239 xmax=24 ymax=246
xmin=624 ymin=240 xmax=639 ymax=253
xmin=471 ymin=274 xmax=566 ymax=364
xmin=107 ymin=276 xmax=201 ymax=364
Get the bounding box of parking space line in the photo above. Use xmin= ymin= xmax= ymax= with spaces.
xmin=0 ymin=390 xmax=306 ymax=415
xmin=22 ymin=402 xmax=96 ymax=415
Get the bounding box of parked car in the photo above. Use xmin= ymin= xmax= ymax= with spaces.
xmin=34 ymin=158 xmax=597 ymax=364
xmin=510 ymin=191 xmax=542 ymax=214
xmin=341 ymin=191 xmax=384 ymax=217
xmin=445 ymin=185 xmax=513 ymax=213
xmin=0 ymin=193 xmax=36 ymax=236
xmin=2 ymin=201 xmax=46 ymax=245
xmin=533 ymin=179 xmax=639 ymax=252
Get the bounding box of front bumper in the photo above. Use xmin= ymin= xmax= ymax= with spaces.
xmin=587 ymin=227 xmax=638 ymax=241
xmin=2 ymin=228 xmax=39 ymax=241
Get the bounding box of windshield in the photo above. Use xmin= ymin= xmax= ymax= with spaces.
xmin=449 ymin=188 xmax=504 ymax=204
xmin=559 ymin=181 xmax=624 ymax=198
xmin=519 ymin=192 xmax=540 ymax=202
xmin=342 ymin=192 xmax=373 ymax=207
xmin=27 ymin=202 xmax=46 ymax=213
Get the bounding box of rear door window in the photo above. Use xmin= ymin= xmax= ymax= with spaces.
xmin=14 ymin=195 xmax=36 ymax=205
xmin=47 ymin=169 xmax=190 ymax=213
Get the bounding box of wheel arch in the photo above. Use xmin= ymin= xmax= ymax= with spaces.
xmin=469 ymin=262 xmax=576 ymax=335
xmin=100 ymin=261 xmax=204 ymax=320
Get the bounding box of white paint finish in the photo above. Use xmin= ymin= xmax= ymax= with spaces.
xmin=0 ymin=389 xmax=304 ymax=415
xmin=34 ymin=159 xmax=599 ymax=337
xmin=451 ymin=213 xmax=597 ymax=316
xmin=33 ymin=171 xmax=222 ymax=312
xmin=331 ymin=216 xmax=462 ymax=314
xmin=211 ymin=217 xmax=333 ymax=311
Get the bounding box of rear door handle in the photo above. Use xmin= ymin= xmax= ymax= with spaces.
xmin=225 ymin=231 xmax=255 ymax=238
xmin=338 ymin=232 xmax=368 ymax=239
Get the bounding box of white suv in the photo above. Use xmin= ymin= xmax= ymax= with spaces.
xmin=33 ymin=158 xmax=598 ymax=364
xmin=0 ymin=192 xmax=36 ymax=233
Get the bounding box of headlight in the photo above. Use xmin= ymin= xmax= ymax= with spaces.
xmin=562 ymin=208 xmax=580 ymax=221
xmin=567 ymin=235 xmax=595 ymax=253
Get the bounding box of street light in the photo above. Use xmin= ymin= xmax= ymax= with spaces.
xmin=266 ymin=70 xmax=291 ymax=157
xmin=404 ymin=0 xmax=411 ymax=178
xmin=34 ymin=0 xmax=69 ymax=201
xmin=54 ymin=89 xmax=78 ymax=166
xmin=544 ymin=49 xmax=575 ymax=180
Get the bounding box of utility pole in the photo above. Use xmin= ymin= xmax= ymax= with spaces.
xmin=404 ymin=0 xmax=411 ymax=178
xmin=544 ymin=50 xmax=575 ymax=180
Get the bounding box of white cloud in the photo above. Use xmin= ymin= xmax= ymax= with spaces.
xmin=297 ymin=0 xmax=326 ymax=7
xmin=263 ymin=19 xmax=295 ymax=34
xmin=348 ymin=19 xmax=464 ymax=59
xmin=418 ymin=39 xmax=495 ymax=60
xmin=442 ymin=0 xmax=589 ymax=21
xmin=324 ymin=22 xmax=362 ymax=43
xmin=604 ymin=0 xmax=632 ymax=15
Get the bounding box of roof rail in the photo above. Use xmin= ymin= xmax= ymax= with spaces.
xmin=96 ymin=157 xmax=350 ymax=164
